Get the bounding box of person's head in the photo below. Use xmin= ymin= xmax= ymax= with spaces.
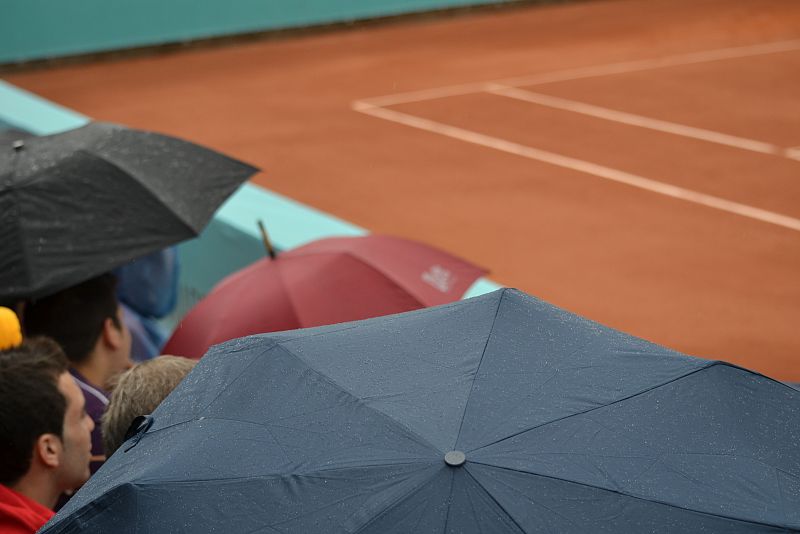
xmin=102 ymin=355 xmax=196 ymax=456
xmin=0 ymin=338 xmax=94 ymax=504
xmin=24 ymin=274 xmax=132 ymax=385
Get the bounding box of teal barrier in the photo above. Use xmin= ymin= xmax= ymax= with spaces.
xmin=0 ymin=81 xmax=501 ymax=326
xmin=2 ymin=0 xmax=513 ymax=64
xmin=0 ymin=81 xmax=88 ymax=133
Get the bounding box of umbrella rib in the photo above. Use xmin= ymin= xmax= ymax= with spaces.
xmin=196 ymin=342 xmax=279 ymax=414
xmin=408 ymin=487 xmax=438 ymax=534
xmin=86 ymin=150 xmax=199 ymax=236
xmin=467 ymin=361 xmax=721 ymax=454
xmin=441 ymin=468 xmax=457 ymax=534
xmin=285 ymin=246 xmax=430 ymax=307
xmin=467 ymin=462 xmax=799 ymax=531
xmin=236 ymin=480 xmax=380 ymax=531
xmin=462 ymin=468 xmax=527 ymax=534
xmin=175 ymin=414 xmax=438 ymax=468
xmin=269 ymin=343 xmax=443 ymax=455
xmin=339 ymin=250 xmax=428 ymax=308
xmin=132 ymin=462 xmax=437 ymax=487
xmin=452 ymin=289 xmax=506 ymax=449
xmin=349 ymin=467 xmax=447 ymax=534
xmin=466 ymin=465 xmax=580 ymax=532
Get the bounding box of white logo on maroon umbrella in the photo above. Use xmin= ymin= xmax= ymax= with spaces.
xmin=422 ymin=265 xmax=456 ymax=293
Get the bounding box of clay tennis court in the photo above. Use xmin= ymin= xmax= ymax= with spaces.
xmin=6 ymin=0 xmax=800 ymax=380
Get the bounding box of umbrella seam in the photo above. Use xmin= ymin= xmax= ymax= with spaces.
xmin=130 ymin=463 xmax=436 ymax=486
xmin=268 ymin=489 xmax=377 ymax=531
xmin=270 ymin=342 xmax=444 ymax=455
xmin=54 ymin=468 xmax=440 ymax=530
xmin=124 ymin=466 xmax=442 ymax=532
xmin=467 ymin=462 xmax=800 ymax=531
xmin=271 ymin=256 xmax=309 ymax=327
xmin=334 ymin=249 xmax=459 ymax=307
xmin=408 ymin=486 xmax=438 ymax=533
xmin=471 ymin=464 xmax=586 ymax=530
xmin=164 ymin=416 xmax=439 ymax=469
xmin=452 ymin=288 xmax=507 ymax=449
xmin=777 ymin=468 xmax=788 ymax=523
xmin=288 ymin=238 xmax=489 ymax=307
xmin=290 ymin=250 xmax=429 ymax=309
xmin=462 ymin=468 xmax=527 ymax=534
xmin=77 ymin=148 xmax=199 ymax=236
xmin=467 ymin=361 xmax=721 ymax=454
xmin=192 ymin=415 xmax=440 ymax=456
xmin=197 ymin=342 xmax=280 ymax=415
xmin=349 ymin=467 xmax=447 ymax=534
xmin=441 ymin=468 xmax=457 ymax=534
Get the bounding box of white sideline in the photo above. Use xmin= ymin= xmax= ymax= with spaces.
xmin=484 ymin=84 xmax=785 ymax=157
xmin=352 ymin=102 xmax=800 ymax=233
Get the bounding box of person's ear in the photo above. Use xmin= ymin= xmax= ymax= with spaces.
xmin=35 ymin=433 xmax=63 ymax=469
xmin=103 ymin=317 xmax=122 ymax=350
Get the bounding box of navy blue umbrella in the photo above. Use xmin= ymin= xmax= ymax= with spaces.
xmin=43 ymin=289 xmax=800 ymax=533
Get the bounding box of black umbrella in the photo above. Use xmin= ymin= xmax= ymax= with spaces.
xmin=43 ymin=289 xmax=800 ymax=533
xmin=0 ymin=122 xmax=258 ymax=300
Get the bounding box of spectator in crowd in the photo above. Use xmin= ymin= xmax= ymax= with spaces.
xmin=23 ymin=274 xmax=132 ymax=472
xmin=102 ymin=355 xmax=196 ymax=457
xmin=115 ymin=247 xmax=180 ymax=361
xmin=0 ymin=338 xmax=94 ymax=533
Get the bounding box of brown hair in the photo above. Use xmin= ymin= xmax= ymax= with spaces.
xmin=0 ymin=338 xmax=69 ymax=485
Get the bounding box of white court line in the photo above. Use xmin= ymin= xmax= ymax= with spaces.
xmin=786 ymin=147 xmax=800 ymax=161
xmin=484 ymin=84 xmax=784 ymax=156
xmin=360 ymin=39 xmax=800 ymax=107
xmin=352 ymin=101 xmax=800 ymax=233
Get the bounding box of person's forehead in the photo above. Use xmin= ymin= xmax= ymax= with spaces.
xmin=59 ymin=372 xmax=85 ymax=410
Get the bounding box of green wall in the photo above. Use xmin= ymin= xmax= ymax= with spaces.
xmin=1 ymin=0 xmax=512 ymax=63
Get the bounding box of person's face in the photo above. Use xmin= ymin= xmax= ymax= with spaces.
xmin=110 ymin=305 xmax=133 ymax=376
xmin=55 ymin=372 xmax=94 ymax=491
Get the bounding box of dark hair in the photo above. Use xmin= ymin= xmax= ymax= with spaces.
xmin=23 ymin=274 xmax=120 ymax=365
xmin=0 ymin=337 xmax=69 ymax=485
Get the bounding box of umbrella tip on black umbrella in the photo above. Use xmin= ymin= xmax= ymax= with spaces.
xmin=12 ymin=140 xmax=24 ymax=151
xmin=444 ymin=450 xmax=466 ymax=467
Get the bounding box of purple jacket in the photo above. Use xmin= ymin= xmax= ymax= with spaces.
xmin=69 ymin=369 xmax=108 ymax=473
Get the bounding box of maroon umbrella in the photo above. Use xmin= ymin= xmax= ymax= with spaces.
xmin=163 ymin=235 xmax=487 ymax=359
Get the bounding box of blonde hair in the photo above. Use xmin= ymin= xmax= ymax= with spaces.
xmin=102 ymin=355 xmax=196 ymax=456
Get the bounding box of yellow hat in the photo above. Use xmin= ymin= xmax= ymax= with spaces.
xmin=0 ymin=306 xmax=23 ymax=350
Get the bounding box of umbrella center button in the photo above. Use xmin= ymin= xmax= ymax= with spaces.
xmin=444 ymin=450 xmax=466 ymax=467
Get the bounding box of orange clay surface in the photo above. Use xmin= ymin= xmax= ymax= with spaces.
xmin=7 ymin=0 xmax=800 ymax=380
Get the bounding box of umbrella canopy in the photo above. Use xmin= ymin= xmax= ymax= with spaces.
xmin=163 ymin=234 xmax=487 ymax=359
xmin=0 ymin=122 xmax=258 ymax=300
xmin=44 ymin=289 xmax=800 ymax=533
